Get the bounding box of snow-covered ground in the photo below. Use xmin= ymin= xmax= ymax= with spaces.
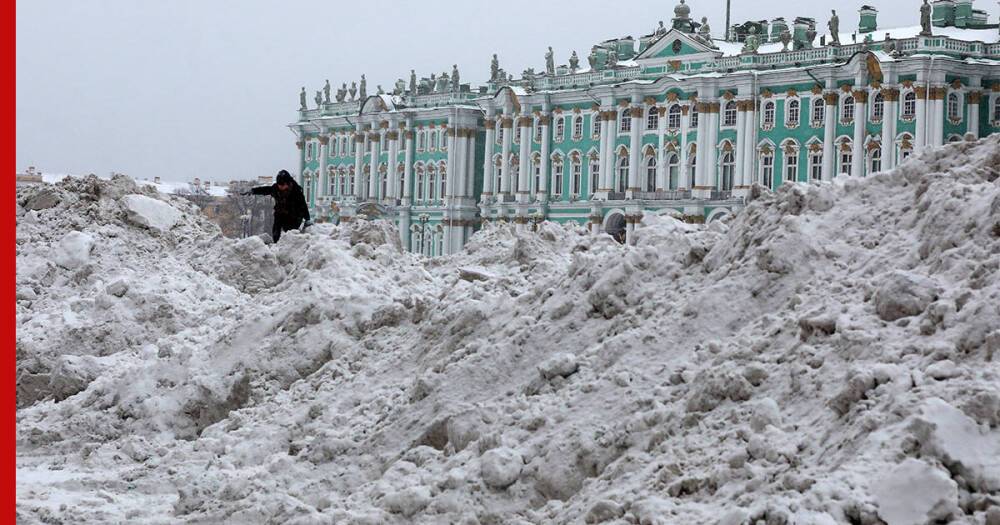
xmin=15 ymin=137 xmax=1000 ymax=524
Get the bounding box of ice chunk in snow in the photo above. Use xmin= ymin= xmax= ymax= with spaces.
xmin=53 ymin=231 xmax=95 ymax=270
xmin=873 ymin=270 xmax=938 ymax=322
xmin=480 ymin=447 xmax=523 ymax=489
xmin=538 ymin=353 xmax=579 ymax=379
xmin=908 ymin=398 xmax=1000 ymax=492
xmin=873 ymin=458 xmax=958 ymax=525
xmin=122 ymin=194 xmax=182 ymax=232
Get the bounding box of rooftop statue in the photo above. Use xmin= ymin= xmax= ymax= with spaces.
xmin=698 ymin=17 xmax=712 ymax=44
xmin=607 ymin=49 xmax=618 ymax=68
xmin=490 ymin=54 xmax=500 ymax=81
xmin=920 ymin=0 xmax=933 ymax=36
xmin=828 ymin=10 xmax=840 ymax=46
xmin=359 ymin=75 xmax=367 ymax=99
xmin=409 ymin=70 xmax=417 ymax=94
xmin=569 ymin=51 xmax=580 ymax=72
xmin=394 ymin=78 xmax=406 ymax=96
xmin=377 ymin=85 xmax=385 ymax=95
xmin=323 ymin=79 xmax=331 ymax=104
xmin=437 ymin=72 xmax=450 ymax=92
xmin=588 ymin=48 xmax=599 ymax=70
xmin=299 ymin=87 xmax=307 ymax=110
xmin=349 ymin=82 xmax=357 ymax=101
xmin=656 ymin=20 xmax=667 ymax=37
xmin=743 ymin=26 xmax=761 ymax=54
xmin=337 ymin=83 xmax=347 ymax=102
xmin=545 ymin=47 xmax=555 ymax=75
xmin=314 ymin=90 xmax=323 ymax=108
xmin=452 ymin=65 xmax=460 ymax=91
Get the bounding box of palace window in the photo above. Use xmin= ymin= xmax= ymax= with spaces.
xmin=534 ymin=121 xmax=543 ymax=143
xmin=842 ymin=96 xmax=855 ymax=123
xmin=763 ymin=102 xmax=776 ymax=127
xmin=620 ymin=110 xmax=631 ymax=133
xmin=340 ymin=170 xmax=347 ymax=196
xmin=572 ymin=161 xmax=582 ymax=195
xmin=690 ymin=104 xmax=699 ymax=127
xmin=593 ymin=115 xmax=602 ymax=137
xmin=870 ymin=147 xmax=882 ymax=174
xmin=812 ymin=98 xmax=825 ymax=124
xmin=418 ymin=131 xmax=426 ymax=152
xmin=785 ymin=150 xmax=798 ymax=182
xmin=398 ymin=166 xmax=405 ymax=197
xmin=553 ymin=162 xmax=564 ymax=196
xmin=647 ymin=107 xmax=659 ymax=130
xmin=590 ymin=158 xmax=600 ymax=194
xmin=440 ymin=130 xmax=447 ymax=151
xmin=494 ymin=163 xmax=502 ymax=192
xmin=760 ymin=154 xmax=774 ymax=188
xmin=667 ymin=153 xmax=679 ymax=190
xmin=903 ymin=92 xmax=917 ymax=119
xmin=786 ymin=99 xmax=800 ymax=127
xmin=328 ymin=168 xmax=336 ymax=195
xmin=510 ymin=161 xmax=519 ymax=192
xmin=724 ymin=101 xmax=737 ymax=127
xmin=839 ymin=151 xmax=852 ymax=176
xmin=496 ymin=121 xmax=503 ymax=144
xmin=305 ymin=142 xmax=313 ymax=161
xmin=645 ymin=156 xmax=657 ymax=192
xmin=514 ymin=125 xmax=522 ymax=145
xmin=720 ymin=152 xmax=735 ymax=191
xmin=900 ymin=147 xmax=913 ymax=161
xmin=947 ymin=93 xmax=961 ymax=121
xmin=349 ymin=167 xmax=356 ymax=195
xmin=668 ymin=105 xmax=682 ymax=129
xmin=555 ymin=117 xmax=566 ymax=142
xmin=688 ymin=153 xmax=697 ymax=188
xmin=431 ymin=130 xmax=440 ymax=151
xmin=573 ymin=116 xmax=584 ymax=140
xmin=809 ymin=152 xmax=823 ymax=181
xmin=380 ymin=168 xmax=388 ymax=198
xmin=533 ymin=158 xmax=541 ymax=194
xmin=993 ymin=97 xmax=1000 ymax=122
xmin=439 ymin=165 xmax=447 ymax=199
xmin=427 ymin=166 xmax=437 ymax=201
xmin=617 ymin=156 xmax=629 ymax=193
xmin=872 ymin=92 xmax=884 ymax=122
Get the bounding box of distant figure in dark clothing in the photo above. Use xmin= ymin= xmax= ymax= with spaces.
xmin=249 ymin=170 xmax=312 ymax=242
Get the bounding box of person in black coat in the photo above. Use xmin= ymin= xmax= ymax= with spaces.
xmin=249 ymin=170 xmax=312 ymax=242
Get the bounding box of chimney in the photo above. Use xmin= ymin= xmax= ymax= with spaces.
xmin=154 ymin=176 xmax=161 ymax=184
xmin=769 ymin=17 xmax=788 ymax=43
xmin=952 ymin=0 xmax=973 ymax=27
xmin=859 ymin=5 xmax=878 ymax=33
xmin=932 ymin=0 xmax=956 ymax=27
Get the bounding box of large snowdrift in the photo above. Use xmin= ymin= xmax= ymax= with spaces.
xmin=16 ymin=137 xmax=1000 ymax=524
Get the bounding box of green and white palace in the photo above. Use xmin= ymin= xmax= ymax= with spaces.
xmin=291 ymin=0 xmax=1000 ymax=255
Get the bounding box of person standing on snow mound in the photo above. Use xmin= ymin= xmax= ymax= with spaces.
xmin=247 ymin=170 xmax=313 ymax=243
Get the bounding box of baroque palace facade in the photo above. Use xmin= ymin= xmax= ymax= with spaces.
xmin=292 ymin=0 xmax=1000 ymax=255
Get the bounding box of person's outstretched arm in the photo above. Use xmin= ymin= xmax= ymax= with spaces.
xmin=250 ymin=185 xmax=275 ymax=196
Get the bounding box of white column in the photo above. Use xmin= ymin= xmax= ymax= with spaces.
xmin=881 ymin=89 xmax=898 ymax=171
xmin=518 ymin=116 xmax=531 ymax=202
xmin=540 ymin=114 xmax=551 ymax=200
xmin=368 ymin=130 xmax=380 ymax=198
xmin=822 ymin=93 xmax=837 ymax=180
xmin=353 ymin=126 xmax=364 ymax=198
xmin=704 ymin=103 xmax=720 ymax=193
xmin=500 ymin=117 xmax=512 ymax=195
xmin=734 ymin=102 xmax=746 ymax=189
xmin=655 ymin=106 xmax=666 ymax=191
xmin=319 ymin=135 xmax=329 ymax=196
xmin=446 ymin=125 xmax=457 ymax=199
xmin=482 ymin=120 xmax=496 ymax=197
xmin=694 ymin=101 xmax=708 ymax=193
xmin=742 ymin=101 xmax=756 ymax=185
xmin=403 ymin=128 xmax=414 ymax=204
xmin=967 ymin=92 xmax=981 ymax=139
xmin=851 ymin=90 xmax=867 ymax=177
xmin=931 ymin=87 xmax=945 ymax=147
xmin=598 ymin=110 xmax=611 ymax=192
xmin=465 ymin=129 xmax=476 ymax=197
xmin=679 ymin=105 xmax=691 ymax=190
xmin=915 ymin=86 xmax=928 ymax=151
xmin=627 ymin=106 xmax=642 ymax=194
xmin=387 ymin=125 xmax=400 ymax=200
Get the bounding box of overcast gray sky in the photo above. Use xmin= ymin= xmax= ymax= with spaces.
xmin=17 ymin=0 xmax=999 ymax=183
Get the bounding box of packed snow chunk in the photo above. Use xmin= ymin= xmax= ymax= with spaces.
xmin=53 ymin=231 xmax=95 ymax=270
xmin=873 ymin=458 xmax=958 ymax=525
xmin=381 ymin=485 xmax=431 ymax=517
xmin=122 ymin=194 xmax=183 ymax=232
xmin=873 ymin=271 xmax=939 ymax=322
xmin=686 ymin=368 xmax=754 ymax=413
xmin=22 ymin=187 xmax=61 ymax=211
xmin=480 ymin=447 xmax=523 ymax=489
xmin=538 ymin=353 xmax=579 ymax=380
xmin=908 ymin=398 xmax=1000 ymax=493
xmin=924 ymin=359 xmax=960 ymax=380
xmin=585 ymin=499 xmax=625 ymax=523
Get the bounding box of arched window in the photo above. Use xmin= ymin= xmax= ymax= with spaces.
xmin=572 ymin=160 xmax=582 ymax=195
xmin=809 ymin=151 xmax=822 ymax=180
xmin=305 ymin=142 xmax=313 ymax=161
xmin=427 ymin=164 xmax=437 ymax=202
xmin=439 ymin=164 xmax=447 ymax=200
xmin=812 ymin=98 xmax=825 ymax=123
xmin=872 ymin=92 xmax=885 ymax=122
xmin=493 ymin=159 xmax=502 ymax=193
xmin=593 ymin=114 xmax=602 ymax=136
xmin=842 ymin=96 xmax=855 ymax=122
xmin=724 ymin=101 xmax=737 ymax=127
xmin=690 ymin=104 xmax=699 ymax=127
xmin=786 ymin=99 xmax=800 ymax=127
xmin=839 ymin=145 xmax=853 ymax=175
xmin=328 ymin=167 xmax=336 ymax=195
xmin=534 ymin=120 xmax=542 ymax=143
xmin=397 ymin=165 xmax=405 ymax=197
xmin=573 ymin=116 xmax=584 ymax=139
xmin=513 ymin=125 xmax=522 ymax=145
xmin=902 ymin=92 xmax=916 ymax=119
xmin=647 ymin=107 xmax=659 ymax=130
xmin=947 ymin=93 xmax=961 ymax=121
xmin=870 ymin=147 xmax=882 ymax=173
xmin=440 ymin=130 xmax=448 ymax=151
xmin=688 ymin=150 xmax=697 ymax=188
xmin=720 ymin=151 xmax=735 ymax=190
xmin=380 ymin=167 xmax=388 ymax=198
xmin=555 ymin=117 xmax=565 ymax=142
xmin=415 ymin=166 xmax=425 ymax=201
xmin=668 ymin=104 xmax=682 ymax=129
xmin=760 ymin=153 xmax=774 ymax=189
xmin=784 ymin=148 xmax=799 ymax=182
xmin=348 ymin=166 xmax=356 ymax=195
xmin=617 ymin=155 xmax=629 ymax=193
xmin=589 ymin=157 xmax=600 ymax=194
xmin=532 ymin=156 xmax=541 ymax=195
xmin=495 ymin=121 xmax=503 ymax=144
xmin=993 ymin=98 xmax=1000 ymax=122
xmin=620 ymin=110 xmax=631 ymax=133
xmin=667 ymin=153 xmax=679 ymax=190
xmin=418 ymin=131 xmax=426 ymax=151
xmin=763 ymin=101 xmax=776 ymax=126
xmin=552 ymin=159 xmax=564 ymax=197
xmin=340 ymin=169 xmax=348 ymax=196
xmin=645 ymin=156 xmax=657 ymax=192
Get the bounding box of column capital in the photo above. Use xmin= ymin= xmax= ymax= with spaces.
xmin=967 ymin=91 xmax=982 ymax=104
xmin=484 ymin=120 xmax=495 ymax=130
xmin=516 ymin=116 xmax=532 ymax=128
xmin=538 ymin=115 xmax=551 ymax=126
xmin=881 ymin=88 xmax=900 ymax=102
xmin=501 ymin=117 xmax=514 ymax=129
xmin=629 ymin=107 xmax=644 ymax=118
xmin=852 ymin=90 xmax=869 ymax=103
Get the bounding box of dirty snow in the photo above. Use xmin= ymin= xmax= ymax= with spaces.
xmin=15 ymin=137 xmax=1000 ymax=524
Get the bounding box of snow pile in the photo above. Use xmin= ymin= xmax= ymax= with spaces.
xmin=16 ymin=137 xmax=1000 ymax=524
